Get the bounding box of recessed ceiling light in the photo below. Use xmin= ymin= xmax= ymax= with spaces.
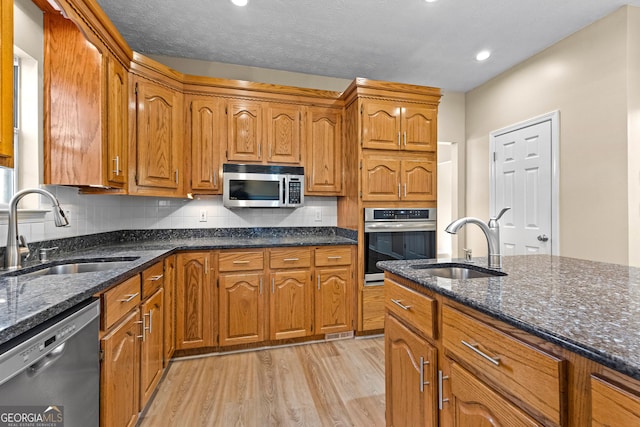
xmin=231 ymin=0 xmax=248 ymax=6
xmin=425 ymin=0 xmax=438 ymax=3
xmin=476 ymin=50 xmax=491 ymax=61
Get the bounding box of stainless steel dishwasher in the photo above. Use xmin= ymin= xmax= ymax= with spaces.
xmin=0 ymin=299 xmax=100 ymax=426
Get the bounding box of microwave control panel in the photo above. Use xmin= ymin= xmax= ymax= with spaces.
xmin=288 ymin=180 xmax=302 ymax=204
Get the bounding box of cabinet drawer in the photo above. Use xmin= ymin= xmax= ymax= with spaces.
xmin=314 ymin=246 xmax=352 ymax=266
xmin=442 ymin=305 xmax=565 ymax=425
xmin=142 ymin=261 xmax=164 ymax=298
xmin=362 ymin=286 xmax=385 ymax=331
xmin=102 ymin=275 xmax=142 ymax=330
xmin=219 ymin=250 xmax=264 ymax=272
xmin=385 ymin=278 xmax=436 ymax=339
xmin=591 ymin=375 xmax=640 ymax=426
xmin=270 ymin=247 xmax=311 ymax=269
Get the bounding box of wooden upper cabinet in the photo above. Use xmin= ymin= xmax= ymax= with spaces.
xmin=106 ymin=56 xmax=128 ymax=186
xmin=226 ymin=100 xmax=263 ymax=162
xmin=266 ymin=103 xmax=301 ymax=164
xmin=362 ymin=154 xmax=436 ymax=202
xmin=226 ymin=100 xmax=303 ymax=165
xmin=306 ymin=107 xmax=343 ymax=195
xmin=361 ymin=100 xmax=436 ymax=152
xmin=189 ymin=96 xmax=222 ymax=193
xmin=134 ymin=77 xmax=183 ymax=194
xmin=0 ymin=1 xmax=13 ymax=167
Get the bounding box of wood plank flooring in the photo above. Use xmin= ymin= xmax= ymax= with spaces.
xmin=139 ymin=336 xmax=385 ymax=427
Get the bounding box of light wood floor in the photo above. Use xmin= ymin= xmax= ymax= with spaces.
xmin=139 ymin=336 xmax=385 ymax=427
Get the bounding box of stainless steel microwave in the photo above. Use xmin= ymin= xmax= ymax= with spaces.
xmin=223 ymin=164 xmax=304 ymax=208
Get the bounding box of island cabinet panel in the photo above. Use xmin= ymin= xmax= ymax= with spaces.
xmin=176 ymin=252 xmax=216 ymax=350
xmin=306 ymin=107 xmax=343 ymax=195
xmin=188 ymin=96 xmax=222 ymax=194
xmin=591 ymin=375 xmax=640 ymax=426
xmin=385 ymin=276 xmax=436 ymax=339
xmin=100 ymin=309 xmax=140 ymax=427
xmin=385 ymin=313 xmax=438 ymax=427
xmin=442 ymin=305 xmax=566 ymax=426
xmin=133 ymin=76 xmax=184 ymax=195
xmin=0 ymin=0 xmax=12 ymax=167
xmin=449 ymin=362 xmax=541 ymax=427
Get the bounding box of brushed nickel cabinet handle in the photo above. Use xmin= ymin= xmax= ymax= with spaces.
xmin=213 ymin=171 xmax=218 ymax=186
xmin=259 ymin=277 xmax=263 ymax=295
xmin=136 ymin=317 xmax=145 ymax=341
xmin=283 ymin=258 xmax=299 ymax=262
xmin=403 ymin=131 xmax=407 ymax=146
xmin=118 ymin=292 xmax=139 ymax=303
xmin=391 ymin=298 xmax=411 ymax=310
xmin=175 ymin=169 xmax=179 ymax=184
xmin=438 ymin=370 xmax=450 ymax=410
xmin=113 ymin=156 xmax=120 ymax=175
xmin=419 ymin=356 xmax=430 ymax=392
xmin=398 ymin=183 xmax=401 ymax=198
xmin=327 ymin=256 xmax=342 ymax=260
xmin=404 ymin=183 xmax=407 ymax=197
xmin=147 ymin=309 xmax=153 ymax=334
xmin=461 ymin=340 xmax=501 ymax=366
xmin=272 ymin=278 xmax=275 ymax=294
xmin=148 ymin=274 xmax=163 ymax=281
xmin=233 ymin=260 xmax=251 ymax=264
xmin=317 ymin=274 xmax=320 ymax=291
xmin=397 ymin=131 xmax=401 ymax=146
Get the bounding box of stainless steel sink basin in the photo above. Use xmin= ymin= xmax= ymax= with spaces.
xmin=12 ymin=257 xmax=139 ymax=277
xmin=411 ymin=263 xmax=507 ymax=279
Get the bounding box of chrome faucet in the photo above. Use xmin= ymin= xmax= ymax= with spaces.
xmin=445 ymin=207 xmax=510 ymax=270
xmin=5 ymin=188 xmax=69 ymax=270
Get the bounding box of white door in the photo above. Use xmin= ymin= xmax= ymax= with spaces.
xmin=491 ymin=114 xmax=557 ymax=256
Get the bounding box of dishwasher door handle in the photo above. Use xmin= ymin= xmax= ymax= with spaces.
xmin=27 ymin=343 xmax=66 ymax=377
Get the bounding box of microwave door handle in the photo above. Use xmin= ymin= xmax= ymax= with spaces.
xmin=282 ymin=177 xmax=287 ymax=205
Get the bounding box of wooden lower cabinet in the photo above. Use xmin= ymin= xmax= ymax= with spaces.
xmin=219 ymin=271 xmax=265 ymax=346
xmin=140 ymin=288 xmax=164 ymax=408
xmin=315 ymin=266 xmax=353 ymax=334
xmin=269 ymin=269 xmax=313 ymax=340
xmin=163 ymin=255 xmax=176 ymax=364
xmin=591 ymin=375 xmax=640 ymax=426
xmin=100 ymin=309 xmax=140 ymax=427
xmin=385 ymin=313 xmax=438 ymax=427
xmin=449 ymin=362 xmax=540 ymax=427
xmin=176 ymin=252 xmax=216 ymax=349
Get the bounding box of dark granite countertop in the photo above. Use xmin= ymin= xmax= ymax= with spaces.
xmin=0 ymin=228 xmax=356 ymax=348
xmin=378 ymin=255 xmax=640 ymax=381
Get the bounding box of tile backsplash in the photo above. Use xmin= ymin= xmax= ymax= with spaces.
xmin=0 ymin=186 xmax=338 ymax=244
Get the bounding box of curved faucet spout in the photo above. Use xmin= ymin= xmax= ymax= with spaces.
xmin=445 ymin=208 xmax=510 ymax=270
xmin=5 ymin=188 xmax=69 ymax=270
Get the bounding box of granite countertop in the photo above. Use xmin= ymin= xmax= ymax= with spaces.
xmin=378 ymin=255 xmax=640 ymax=381
xmin=0 ymin=228 xmax=356 ymax=348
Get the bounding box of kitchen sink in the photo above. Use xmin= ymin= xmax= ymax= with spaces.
xmin=411 ymin=263 xmax=507 ymax=279
xmin=11 ymin=257 xmax=140 ymax=277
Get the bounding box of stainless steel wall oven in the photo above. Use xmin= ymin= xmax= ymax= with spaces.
xmin=364 ymin=208 xmax=437 ymax=286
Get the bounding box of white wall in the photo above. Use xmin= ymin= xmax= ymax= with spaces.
xmin=465 ymin=6 xmax=636 ymax=265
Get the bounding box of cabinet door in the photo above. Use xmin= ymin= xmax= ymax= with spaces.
xmin=591 ymin=375 xmax=640 ymax=427
xmin=362 ymin=155 xmax=401 ymax=201
xmin=315 ymin=266 xmax=353 ymax=334
xmin=190 ymin=97 xmax=221 ymax=192
xmin=0 ymin=1 xmax=11 ymax=166
xmin=385 ymin=314 xmax=437 ymax=427
xmin=402 ymin=159 xmax=436 ymax=201
xmin=449 ymin=362 xmax=540 ymax=427
xmin=135 ymin=78 xmax=182 ymax=191
xmin=269 ymin=269 xmax=313 ymax=340
xmin=266 ymin=103 xmax=301 ymax=164
xmin=402 ymin=106 xmax=437 ymax=152
xmin=163 ymin=255 xmax=176 ymax=365
xmin=140 ymin=288 xmax=164 ymax=408
xmin=361 ymin=101 xmax=401 ymax=150
xmin=227 ymin=100 xmax=262 ymax=162
xmin=306 ymin=107 xmax=342 ymax=194
xmin=219 ymin=272 xmax=265 ymax=346
xmin=176 ymin=252 xmax=214 ymax=350
xmin=106 ymin=56 xmax=128 ymax=187
xmin=100 ymin=309 xmax=140 ymax=427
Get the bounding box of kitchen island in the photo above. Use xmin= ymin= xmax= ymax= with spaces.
xmin=378 ymin=255 xmax=640 ymax=426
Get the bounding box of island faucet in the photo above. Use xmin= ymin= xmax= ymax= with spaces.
xmin=5 ymin=188 xmax=69 ymax=270
xmin=445 ymin=207 xmax=510 ymax=270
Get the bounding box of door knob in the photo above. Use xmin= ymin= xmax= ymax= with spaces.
xmin=537 ymin=234 xmax=549 ymax=242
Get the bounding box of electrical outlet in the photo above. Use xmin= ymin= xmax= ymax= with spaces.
xmin=199 ymin=210 xmax=207 ymax=222
xmin=314 ymin=208 xmax=322 ymax=222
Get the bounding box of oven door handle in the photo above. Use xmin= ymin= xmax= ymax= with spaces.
xmin=365 ymin=222 xmax=437 ymax=232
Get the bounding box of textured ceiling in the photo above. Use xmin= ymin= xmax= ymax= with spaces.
xmin=95 ymin=0 xmax=640 ymax=92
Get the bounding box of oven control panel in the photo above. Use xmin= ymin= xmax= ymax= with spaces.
xmin=365 ymin=208 xmax=437 ymax=222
